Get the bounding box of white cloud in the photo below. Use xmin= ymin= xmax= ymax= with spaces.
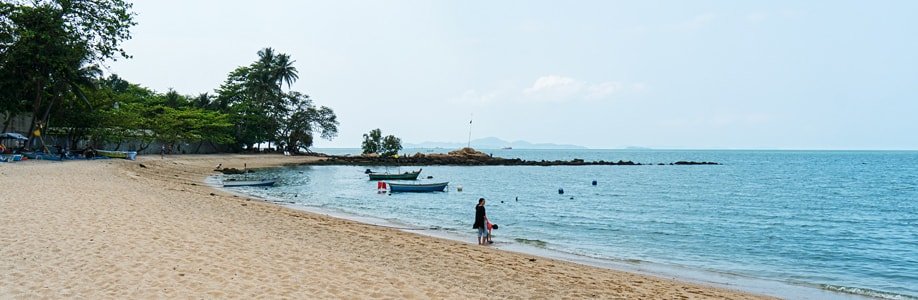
xmin=523 ymin=75 xmax=584 ymax=98
xmin=523 ymin=76 xmax=642 ymax=102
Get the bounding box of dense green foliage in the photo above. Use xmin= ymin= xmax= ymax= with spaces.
xmin=0 ymin=0 xmax=136 ymax=149
xmin=0 ymin=1 xmax=338 ymax=153
xmin=214 ymin=48 xmax=338 ymax=153
xmin=362 ymin=128 xmax=402 ymax=157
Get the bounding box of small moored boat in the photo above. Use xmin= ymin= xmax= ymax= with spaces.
xmin=386 ymin=181 xmax=448 ymax=193
xmin=223 ymin=179 xmax=277 ymax=187
xmin=368 ymin=169 xmax=422 ymax=180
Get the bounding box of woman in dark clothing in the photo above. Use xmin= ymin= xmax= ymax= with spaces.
xmin=473 ymin=198 xmax=488 ymax=245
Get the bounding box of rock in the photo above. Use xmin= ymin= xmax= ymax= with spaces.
xmin=673 ymin=161 xmax=720 ymax=165
xmin=217 ymin=168 xmax=248 ymax=174
xmin=138 ymin=163 xmax=147 ymax=168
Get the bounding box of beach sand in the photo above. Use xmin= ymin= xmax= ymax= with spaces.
xmin=0 ymin=154 xmax=772 ymax=299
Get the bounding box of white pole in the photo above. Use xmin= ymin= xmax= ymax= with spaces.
xmin=467 ymin=113 xmax=473 ymax=149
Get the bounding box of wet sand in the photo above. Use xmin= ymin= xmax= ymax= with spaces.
xmin=0 ymin=154 xmax=773 ymax=299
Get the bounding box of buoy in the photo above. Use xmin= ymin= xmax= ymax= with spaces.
xmin=377 ymin=181 xmax=387 ymax=193
xmin=456 ymin=185 xmax=463 ymax=192
xmin=592 ymin=180 xmax=597 ymax=186
xmin=558 ymin=188 xmax=564 ymax=194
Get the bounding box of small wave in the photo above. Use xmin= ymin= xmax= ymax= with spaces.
xmin=514 ymin=238 xmax=548 ymax=248
xmin=820 ymin=284 xmax=917 ymax=300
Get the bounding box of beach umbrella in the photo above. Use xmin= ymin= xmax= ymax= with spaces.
xmin=0 ymin=133 xmax=28 ymax=140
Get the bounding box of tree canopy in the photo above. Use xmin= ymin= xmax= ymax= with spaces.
xmin=362 ymin=128 xmax=402 ymax=157
xmin=0 ymin=0 xmax=135 ymax=149
xmin=1 ymin=1 xmax=338 ymax=154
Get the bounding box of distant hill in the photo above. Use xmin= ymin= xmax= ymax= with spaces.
xmin=406 ymin=137 xmax=587 ymax=150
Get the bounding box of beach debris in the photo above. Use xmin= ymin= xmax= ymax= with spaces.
xmin=529 ymin=258 xmax=537 ymax=262
xmin=209 ymin=193 xmax=216 ymax=196
xmin=138 ymin=163 xmax=147 ymax=168
xmin=215 ymin=163 xmax=222 ymax=170
xmin=241 ymin=203 xmax=247 ymax=206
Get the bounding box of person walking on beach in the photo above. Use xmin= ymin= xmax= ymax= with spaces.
xmin=160 ymin=145 xmax=166 ymax=159
xmin=473 ymin=198 xmax=489 ymax=245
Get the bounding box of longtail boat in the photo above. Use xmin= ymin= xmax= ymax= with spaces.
xmin=368 ymin=169 xmax=422 ymax=180
xmin=386 ymin=181 xmax=448 ymax=193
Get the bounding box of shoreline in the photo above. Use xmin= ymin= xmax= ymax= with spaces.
xmin=0 ymin=154 xmax=789 ymax=298
xmin=212 ymin=170 xmax=864 ymax=300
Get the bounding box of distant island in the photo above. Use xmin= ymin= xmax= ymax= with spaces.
xmin=405 ymin=137 xmax=588 ymax=150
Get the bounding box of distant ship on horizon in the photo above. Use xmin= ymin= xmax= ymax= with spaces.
xmin=501 ymin=146 xmax=512 ymax=150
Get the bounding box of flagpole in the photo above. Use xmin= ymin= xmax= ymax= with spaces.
xmin=467 ymin=113 xmax=473 ymax=149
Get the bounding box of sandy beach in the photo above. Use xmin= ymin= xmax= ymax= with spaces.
xmin=0 ymin=154 xmax=772 ymax=299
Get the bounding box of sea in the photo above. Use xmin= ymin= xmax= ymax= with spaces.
xmin=218 ymin=149 xmax=918 ymax=299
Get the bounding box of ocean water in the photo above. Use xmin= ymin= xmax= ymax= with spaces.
xmin=223 ymin=149 xmax=918 ymax=299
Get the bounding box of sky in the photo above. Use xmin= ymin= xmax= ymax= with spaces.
xmin=107 ymin=0 xmax=918 ymax=150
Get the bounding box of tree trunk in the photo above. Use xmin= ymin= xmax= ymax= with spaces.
xmin=194 ymin=141 xmax=204 ymax=154
xmin=2 ymin=111 xmax=14 ymax=133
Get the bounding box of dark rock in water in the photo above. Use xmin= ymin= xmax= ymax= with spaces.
xmin=673 ymin=161 xmax=720 ymax=165
xmin=218 ymin=168 xmax=247 ymax=174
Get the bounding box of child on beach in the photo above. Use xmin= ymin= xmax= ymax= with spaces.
xmin=486 ymin=220 xmax=498 ymax=244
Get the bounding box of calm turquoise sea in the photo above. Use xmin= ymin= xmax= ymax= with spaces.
xmin=223 ymin=149 xmax=918 ymax=299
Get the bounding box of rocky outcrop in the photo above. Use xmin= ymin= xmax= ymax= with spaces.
xmin=302 ymin=148 xmax=720 ymax=167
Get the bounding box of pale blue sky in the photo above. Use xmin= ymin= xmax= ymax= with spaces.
xmin=109 ymin=1 xmax=918 ymax=150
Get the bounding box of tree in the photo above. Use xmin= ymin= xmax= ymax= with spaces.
xmin=381 ymin=135 xmax=402 ymax=157
xmin=279 ymin=92 xmax=338 ymax=154
xmin=362 ymin=128 xmax=402 ymax=157
xmin=362 ymin=128 xmax=382 ymax=155
xmin=215 ymin=48 xmax=336 ymax=152
xmin=0 ymin=0 xmax=135 ymax=149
